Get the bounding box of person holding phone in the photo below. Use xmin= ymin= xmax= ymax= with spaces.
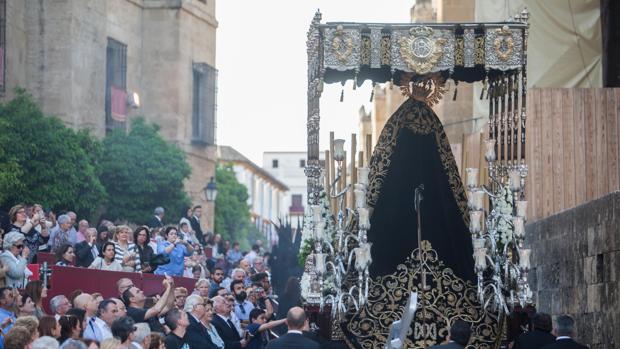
xmin=154 ymin=226 xmax=193 ymax=277
xmin=246 ymin=309 xmax=286 ymax=349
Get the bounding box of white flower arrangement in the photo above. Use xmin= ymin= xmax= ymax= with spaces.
xmin=494 ymin=184 xmax=514 ymax=248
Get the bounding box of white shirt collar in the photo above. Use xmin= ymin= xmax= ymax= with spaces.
xmin=287 ymin=330 xmax=303 ymax=335
xmin=556 ymin=336 xmax=572 ymax=340
xmin=217 ymin=313 xmax=230 ymax=321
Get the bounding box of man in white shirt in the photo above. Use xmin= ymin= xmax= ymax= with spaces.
xmin=83 ymin=299 xmax=119 ymax=343
xmin=132 ymin=323 xmax=151 ymax=349
xmin=49 ymin=295 xmax=71 ymax=320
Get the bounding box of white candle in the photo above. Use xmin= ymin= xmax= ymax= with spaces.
xmin=357 ymin=167 xmax=369 ymax=186
xmin=358 ymin=207 xmax=370 ymax=230
xmin=314 ymin=253 xmax=326 ymax=275
xmin=333 ymin=139 xmax=346 ymax=161
xmin=469 ymin=211 xmax=482 ymax=234
xmin=354 ymin=189 xmax=366 ymax=209
xmin=474 ymin=247 xmax=487 ymax=270
xmin=518 ymin=248 xmax=531 ymax=270
xmin=466 ymin=168 xmax=479 ymax=189
xmin=516 ymin=200 xmax=528 ymax=220
xmin=471 ymin=190 xmax=485 ymax=211
xmin=472 ymin=238 xmax=485 ymax=250
xmin=311 ymin=205 xmax=322 ymax=225
xmin=315 ymin=222 xmax=324 ymax=241
xmin=484 ymin=139 xmax=497 ymax=162
xmin=513 ymin=216 xmax=525 ymax=238
xmin=509 ymin=169 xmax=522 ymax=192
xmin=354 ymin=243 xmax=372 ymax=272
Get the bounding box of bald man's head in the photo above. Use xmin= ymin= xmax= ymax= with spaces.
xmin=286 ymin=306 xmax=307 ymax=330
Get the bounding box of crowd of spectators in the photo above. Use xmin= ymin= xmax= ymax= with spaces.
xmin=0 ymin=204 xmax=303 ymax=349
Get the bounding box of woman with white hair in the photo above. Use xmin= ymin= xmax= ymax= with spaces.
xmin=0 ymin=231 xmax=32 ymax=288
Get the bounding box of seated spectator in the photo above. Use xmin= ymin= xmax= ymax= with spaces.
xmin=60 ymin=338 xmax=88 ymax=349
xmin=73 ymin=293 xmax=98 ymax=322
xmin=179 ymin=222 xmax=195 ymax=244
xmin=116 ymin=278 xmax=134 ymax=297
xmin=133 ymin=322 xmax=151 ymax=349
xmin=50 ymin=295 xmax=71 ymax=320
xmin=48 ymin=215 xmax=77 ymax=253
xmin=265 ymin=307 xmax=318 ymax=349
xmin=111 ymin=316 xmax=137 ymax=348
xmin=0 ymin=287 xmax=17 ymax=334
xmin=24 ymin=280 xmax=48 ymax=318
xmin=239 ymin=259 xmax=253 ymax=282
xmin=4 ymin=326 xmax=33 ymax=349
xmin=75 ymin=228 xmax=99 ymax=268
xmin=211 ymin=295 xmax=247 ymax=349
xmin=111 ymin=225 xmax=141 ymax=272
xmin=31 ymin=336 xmax=60 ymax=349
xmin=14 ymin=315 xmax=39 ymax=343
xmin=173 ymin=287 xmax=188 ymax=310
xmin=122 ymin=276 xmax=173 ymax=332
xmin=0 ymin=232 xmax=32 ymax=288
xmin=221 ymin=268 xmax=245 ymax=292
xmin=209 ymin=267 xmax=225 ymax=297
xmin=542 ymin=314 xmax=588 ymax=349
xmin=154 ymin=226 xmax=193 ymax=277
xmin=91 ymin=293 xmax=103 ymax=304
xmin=38 ymin=315 xmax=61 ymax=339
xmin=513 ymin=312 xmax=555 ymax=349
xmin=95 ymin=228 xmax=110 ymax=252
xmin=184 ymin=295 xmax=221 ymax=349
xmin=231 ymin=279 xmax=254 ymax=322
xmin=247 ymin=308 xmax=286 ymax=349
xmin=243 ymin=244 xmax=260 ymax=266
xmin=193 ymin=278 xmax=211 ymax=299
xmin=55 ymin=244 xmax=75 ymax=266
xmin=252 ymin=257 xmax=267 ymax=274
xmin=76 ymin=220 xmax=89 ymax=243
xmin=83 ymin=299 xmax=118 ymax=343
xmin=58 ymin=314 xmax=82 ymax=345
xmin=163 ymin=308 xmax=190 ymax=349
xmin=134 ymin=226 xmax=155 ymax=273
xmin=226 ymin=242 xmax=242 ymax=266
xmin=89 ymin=242 xmax=122 ymax=272
xmin=110 ymin=298 xmax=127 ymax=318
xmin=427 ymin=319 xmax=471 ymax=349
xmin=100 ymin=338 xmax=122 ymax=349
xmin=149 ymin=332 xmax=165 ymax=349
xmin=18 ymin=293 xmax=37 ymax=317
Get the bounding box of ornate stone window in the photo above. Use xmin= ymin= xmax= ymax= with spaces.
xmin=192 ymin=62 xmax=217 ymax=145
xmin=105 ymin=38 xmax=127 ymax=132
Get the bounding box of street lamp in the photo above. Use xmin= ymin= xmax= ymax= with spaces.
xmin=204 ymin=177 xmax=218 ymax=202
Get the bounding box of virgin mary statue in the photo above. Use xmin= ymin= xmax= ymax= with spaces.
xmin=342 ymin=97 xmax=499 ymax=349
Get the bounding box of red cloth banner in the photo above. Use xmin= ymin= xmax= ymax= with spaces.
xmin=111 ymin=86 xmax=127 ymax=121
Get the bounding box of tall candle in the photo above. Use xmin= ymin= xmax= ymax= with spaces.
xmin=311 ymin=205 xmax=322 ymax=225
xmin=466 ymin=168 xmax=479 ymax=189
xmin=471 ymin=190 xmax=485 ymax=211
xmin=472 ymin=238 xmax=485 ymax=250
xmin=474 ymin=247 xmax=487 ymax=270
xmin=358 ymin=207 xmax=370 ymax=230
xmin=509 ymin=169 xmax=521 ymax=192
xmin=314 ymin=253 xmax=326 ymax=275
xmin=518 ymin=248 xmax=531 ymax=270
xmin=333 ymin=139 xmax=346 ymax=161
xmin=357 ymin=167 xmax=369 ymax=186
xmin=315 ymin=222 xmax=324 ymax=241
xmin=469 ymin=211 xmax=482 ymax=234
xmin=484 ymin=139 xmax=497 ymax=162
xmin=513 ymin=216 xmax=524 ymax=238
xmin=516 ymin=200 xmax=528 ymax=220
xmin=354 ymin=189 xmax=366 ymax=209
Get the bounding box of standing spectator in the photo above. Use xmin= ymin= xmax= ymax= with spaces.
xmin=48 ymin=215 xmax=77 ymax=253
xmin=209 ymin=267 xmax=225 ymax=297
xmin=123 ymin=277 xmax=173 ymax=332
xmin=163 ymin=308 xmax=190 ymax=349
xmin=133 ymin=322 xmax=151 ymax=349
xmin=111 ymin=298 xmax=127 ymax=318
xmin=178 ymin=222 xmax=195 ymax=245
xmin=4 ymin=326 xmax=33 ymax=349
xmin=154 ymin=226 xmax=193 ymax=277
xmin=252 ymin=257 xmax=267 ymax=275
xmin=83 ymin=299 xmax=118 ymax=343
xmin=427 ymin=319 xmax=471 ymax=349
xmin=221 ymin=268 xmax=246 ymax=292
xmin=211 ymin=296 xmax=247 ymax=349
xmin=189 ymin=206 xmax=206 ymax=246
xmin=541 ymin=315 xmax=588 ymax=349
xmin=247 ymin=308 xmax=286 ymax=349
xmin=14 ymin=316 xmax=39 ymax=342
xmin=239 ymin=260 xmax=253 ymax=282
xmin=58 ymin=314 xmax=82 ymax=344
xmin=55 ymin=244 xmax=75 ymax=266
xmin=49 ymin=295 xmax=71 ymax=320
xmin=244 ymin=245 xmax=260 ymax=267
xmin=202 ymin=299 xmax=225 ymax=349
xmin=76 ymin=220 xmax=89 ymax=243
xmin=0 ymin=232 xmax=31 ymax=288
xmin=38 ymin=316 xmax=61 ymax=339
xmin=211 ymin=234 xmax=224 ymax=260
xmin=31 ymin=336 xmax=60 ymax=349
xmin=18 ymin=293 xmax=37 ymax=317
xmin=173 ymin=287 xmax=188 ymax=310
xmin=95 ymin=227 xmax=110 ymax=252
xmin=73 ymin=293 xmax=98 ymax=322
xmin=513 ymin=312 xmax=555 ymax=349
xmin=231 ymin=280 xmax=254 ymax=323
xmin=74 ymin=228 xmax=99 ymax=268
xmin=7 ymin=204 xmax=49 ymax=263
xmin=111 ymin=316 xmax=137 ymax=348
xmin=0 ymin=287 xmax=17 ymax=333
xmin=265 ymin=307 xmax=318 ymax=349
xmin=89 ymin=242 xmax=122 ymax=271
xmin=134 ymin=226 xmax=155 ymax=273
xmin=193 ymin=278 xmax=211 ymax=299
xmin=116 ymin=278 xmax=135 ymax=298
xmin=184 ymin=294 xmax=220 ymax=349
xmin=25 ymin=280 xmax=48 ymax=318
xmin=100 ymin=338 xmax=122 ymax=349
xmin=112 ymin=226 xmax=141 ymax=272
xmin=149 ymin=207 xmax=165 ymax=229
xmin=226 ymin=242 xmax=243 ymax=266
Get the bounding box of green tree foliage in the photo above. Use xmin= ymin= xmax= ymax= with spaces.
xmin=0 ymin=89 xmax=107 ymax=219
xmin=99 ymin=118 xmax=191 ymax=224
xmin=214 ymin=165 xmax=258 ymax=250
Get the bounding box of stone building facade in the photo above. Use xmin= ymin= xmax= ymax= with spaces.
xmin=1 ymin=0 xmax=218 ymax=229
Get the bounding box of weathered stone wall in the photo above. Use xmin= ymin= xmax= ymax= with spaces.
xmin=526 ymin=190 xmax=620 ymax=348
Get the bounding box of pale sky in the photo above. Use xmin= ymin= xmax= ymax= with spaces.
xmin=216 ymin=1 xmax=415 ymax=164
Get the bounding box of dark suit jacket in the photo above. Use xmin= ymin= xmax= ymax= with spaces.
xmin=428 ymin=342 xmax=466 ymax=349
xmin=211 ymin=314 xmax=242 ymax=349
xmin=513 ymin=330 xmax=556 ymax=349
xmin=190 ymin=216 xmax=206 ymax=245
xmin=74 ymin=241 xmax=97 ymax=267
xmin=541 ymin=338 xmax=589 ymax=349
xmin=185 ymin=313 xmax=219 ymax=349
xmin=265 ymin=332 xmax=319 ymax=349
xmin=149 ymin=216 xmax=163 ymax=229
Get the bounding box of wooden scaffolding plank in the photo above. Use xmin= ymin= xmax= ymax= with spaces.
xmin=573 ymin=89 xmax=587 ymax=206
xmin=606 ymin=89 xmax=619 ymax=192
xmin=561 ymin=89 xmax=575 ymax=210
xmin=584 ymin=89 xmax=597 ymax=201
xmin=596 ymin=89 xmax=608 ymax=198
xmin=541 ymin=89 xmax=554 ymax=217
xmin=552 ymin=89 xmax=565 ymax=212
